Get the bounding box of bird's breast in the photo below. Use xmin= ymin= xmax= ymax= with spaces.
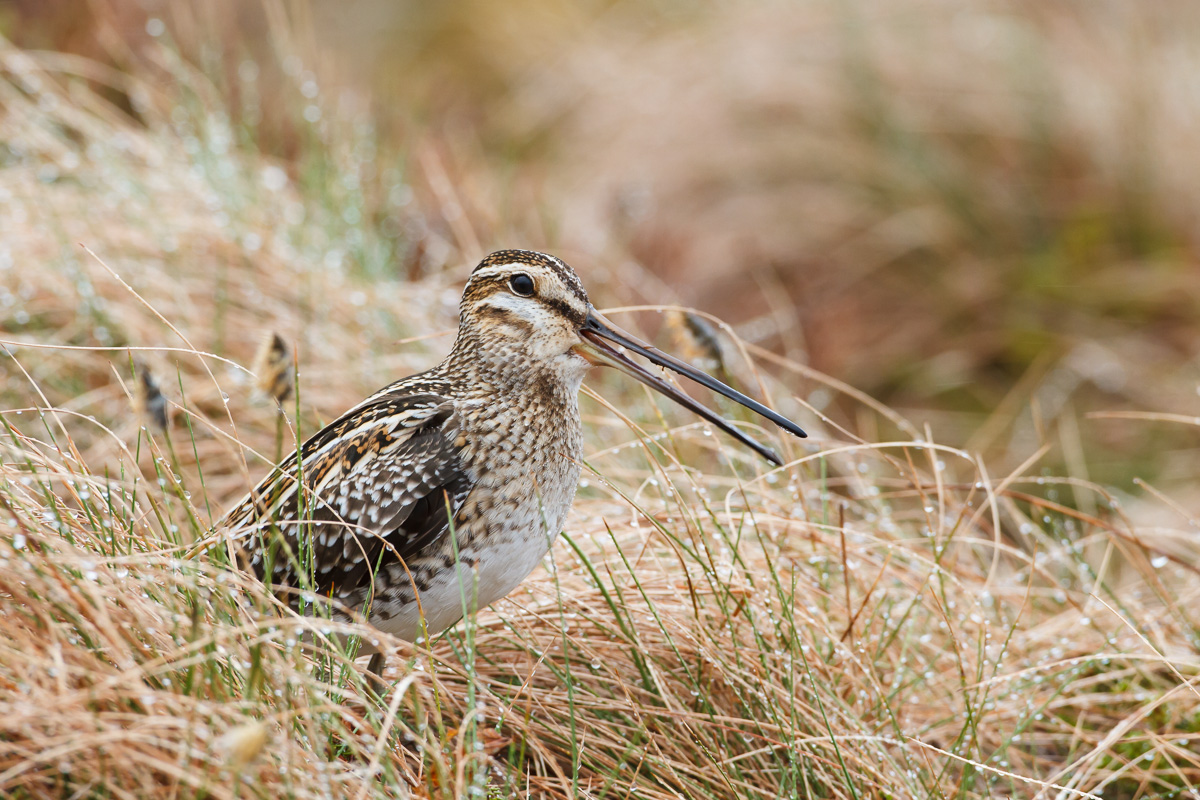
xmin=453 ymin=392 xmax=583 ymax=584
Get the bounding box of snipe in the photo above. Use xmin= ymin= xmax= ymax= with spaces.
xmin=221 ymin=250 xmax=807 ymax=674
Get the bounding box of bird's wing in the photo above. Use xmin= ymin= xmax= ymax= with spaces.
xmin=221 ymin=391 xmax=472 ymax=602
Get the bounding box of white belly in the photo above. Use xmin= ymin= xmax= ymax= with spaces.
xmin=368 ymin=529 xmax=559 ymax=642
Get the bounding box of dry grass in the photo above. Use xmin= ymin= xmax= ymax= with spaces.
xmin=2 ymin=7 xmax=1200 ymax=800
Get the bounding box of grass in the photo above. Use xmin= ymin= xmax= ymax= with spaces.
xmin=2 ymin=6 xmax=1200 ymax=799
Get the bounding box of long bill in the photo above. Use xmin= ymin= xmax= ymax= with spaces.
xmin=576 ymin=309 xmax=807 ymax=467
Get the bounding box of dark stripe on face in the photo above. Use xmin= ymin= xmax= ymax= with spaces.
xmin=464 ymin=273 xmax=587 ymax=326
xmin=461 ymin=275 xmax=513 ymax=306
xmin=475 ymin=304 xmax=535 ymax=334
xmin=539 ymin=296 xmax=585 ymax=326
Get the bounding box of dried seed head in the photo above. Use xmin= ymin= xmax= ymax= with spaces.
xmin=252 ymin=332 xmax=294 ymax=405
xmin=131 ymin=360 xmax=169 ymax=432
xmin=665 ymin=310 xmax=725 ymax=374
xmin=218 ymin=721 xmax=269 ymax=770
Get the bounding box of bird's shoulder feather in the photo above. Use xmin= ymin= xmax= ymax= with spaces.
xmin=222 ymin=380 xmax=472 ymax=600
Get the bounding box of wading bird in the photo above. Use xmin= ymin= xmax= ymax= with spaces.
xmin=222 ymin=250 xmax=807 ymax=674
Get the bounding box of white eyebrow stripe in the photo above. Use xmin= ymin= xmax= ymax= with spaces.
xmin=471 ymin=264 xmax=514 ymax=281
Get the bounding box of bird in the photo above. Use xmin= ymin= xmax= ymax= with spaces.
xmin=220 ymin=250 xmax=807 ymax=676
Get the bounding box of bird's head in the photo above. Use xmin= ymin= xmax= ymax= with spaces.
xmin=456 ymin=250 xmax=806 ymax=465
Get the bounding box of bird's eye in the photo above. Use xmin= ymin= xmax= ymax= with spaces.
xmin=509 ymin=273 xmax=535 ymax=297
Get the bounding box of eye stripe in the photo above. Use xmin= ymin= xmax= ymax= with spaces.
xmin=466 ymin=280 xmax=585 ymax=327
xmin=464 ymin=268 xmax=587 ymax=325
xmin=539 ymin=297 xmax=580 ymax=323
xmin=477 ymin=305 xmax=534 ymax=332
xmin=461 ymin=275 xmax=512 ymax=303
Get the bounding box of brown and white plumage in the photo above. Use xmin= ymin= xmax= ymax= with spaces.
xmin=221 ymin=250 xmax=806 ymax=672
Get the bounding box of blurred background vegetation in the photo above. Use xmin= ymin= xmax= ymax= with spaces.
xmin=4 ymin=0 xmax=1199 ymax=493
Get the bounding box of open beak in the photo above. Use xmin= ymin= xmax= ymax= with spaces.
xmin=576 ymin=308 xmax=807 ymax=466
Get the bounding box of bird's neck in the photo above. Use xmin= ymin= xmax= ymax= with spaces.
xmin=442 ymin=337 xmax=583 ymax=406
